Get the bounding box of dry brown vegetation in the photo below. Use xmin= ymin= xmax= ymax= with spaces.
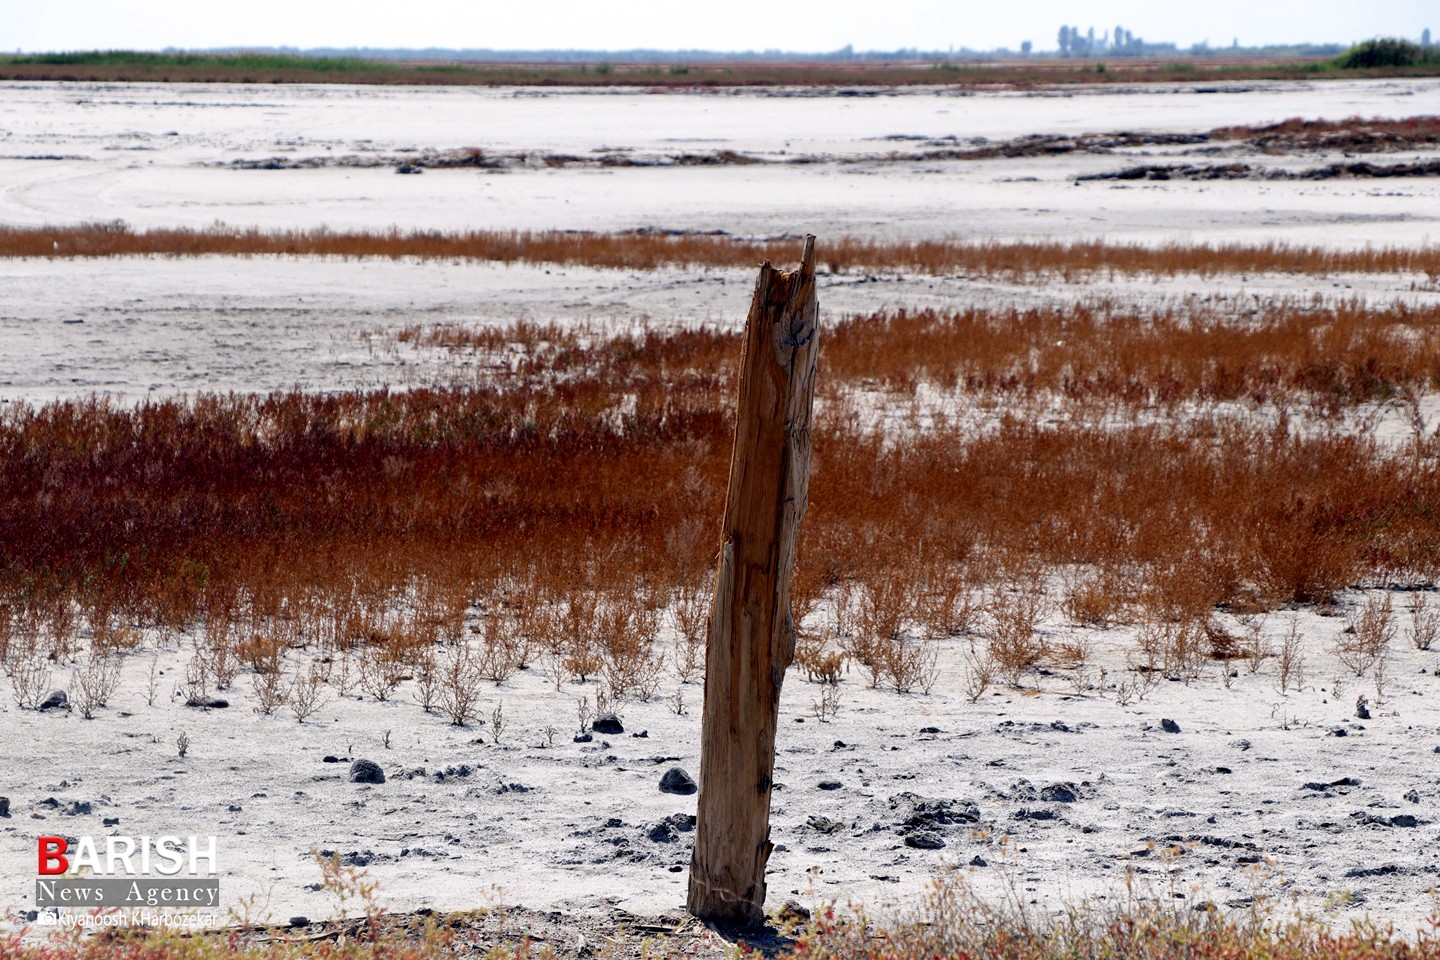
xmin=6 ymin=222 xmax=1440 ymax=280
xmin=405 ymin=296 xmax=1440 ymax=414
xmin=1212 ymin=115 xmax=1440 ymax=151
xmin=4 ymin=289 xmax=1440 ymax=702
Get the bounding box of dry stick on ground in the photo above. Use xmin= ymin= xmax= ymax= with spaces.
xmin=689 ymin=236 xmax=819 ymax=926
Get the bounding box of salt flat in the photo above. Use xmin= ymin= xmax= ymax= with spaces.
xmin=3 ymin=77 xmax=1440 ymax=935
xmin=1 ymin=79 xmax=1439 ymax=242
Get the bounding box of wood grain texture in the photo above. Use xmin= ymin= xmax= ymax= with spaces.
xmin=687 ymin=236 xmax=819 ymax=925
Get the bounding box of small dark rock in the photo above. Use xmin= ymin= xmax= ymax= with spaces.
xmin=39 ymin=690 xmax=69 ymax=711
xmin=889 ymin=792 xmax=979 ymax=830
xmin=1330 ymin=727 xmax=1348 ymax=737
xmin=186 ymin=696 xmax=229 ymax=709
xmin=349 ymin=759 xmax=386 ymax=784
xmin=288 ymin=917 xmax=309 ymax=928
xmin=1390 ymin=814 xmax=1419 ymax=828
xmin=0 ymin=797 xmax=9 ymax=817
xmin=1404 ymin=789 xmax=1420 ymax=804
xmin=1233 ymin=739 xmax=1252 ymax=751
xmin=968 ymin=855 xmax=988 ymax=867
xmin=645 ymin=813 xmax=695 ymax=842
xmin=574 ymin=732 xmax=593 ymax=743
xmin=1346 ymin=864 xmax=1401 ymax=878
xmin=592 ymin=714 xmax=624 ymax=735
xmin=64 ymin=801 xmax=92 ymax=816
xmin=322 ymin=755 xmax=345 ymax=763
xmin=102 ymin=817 xmax=119 ymax=827
xmin=1040 ymin=783 xmax=1079 ymax=803
xmin=631 ymin=730 xmax=648 ymax=738
xmin=1013 ymin=807 xmax=1058 ymax=821
xmin=1049 ymin=721 xmax=1071 ymax=733
xmin=904 ymin=830 xmax=946 ymax=849
xmin=919 ymin=726 xmax=941 ymax=735
xmin=1160 ymin=718 xmax=1181 ymax=734
xmin=817 ymin=780 xmax=843 ymax=791
xmin=227 ymin=804 xmax=242 ymax=812
xmin=659 ymin=767 xmax=697 ymax=795
xmin=395 ymin=163 xmax=423 ymax=174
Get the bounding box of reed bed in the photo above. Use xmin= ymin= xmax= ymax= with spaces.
xmin=7 ymin=223 xmax=1440 ymax=280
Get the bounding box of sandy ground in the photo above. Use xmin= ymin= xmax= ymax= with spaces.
xmin=4 ymin=78 xmax=1440 ymax=935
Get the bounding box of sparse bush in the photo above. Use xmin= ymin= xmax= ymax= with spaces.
xmin=438 ymin=646 xmax=482 ymax=726
xmin=358 ymin=644 xmax=404 ymax=702
xmin=1409 ymin=592 xmax=1439 ymax=650
xmin=1337 ymin=593 xmax=1394 ymax=676
xmin=795 ymin=631 xmax=847 ymax=685
xmin=289 ymin=664 xmax=329 ymax=722
xmin=1278 ymin=617 xmax=1306 ymax=692
xmin=251 ymin=664 xmax=290 ymax=715
xmin=10 ymin=657 xmax=52 ymax=709
xmin=70 ymin=655 xmax=121 ymax=719
xmin=476 ymin=613 xmax=524 ymax=684
xmin=669 ymin=585 xmax=709 ymax=684
xmin=988 ymin=588 xmax=1045 ymax=686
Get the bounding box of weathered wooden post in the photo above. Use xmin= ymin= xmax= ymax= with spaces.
xmin=687 ymin=236 xmax=819 ymax=926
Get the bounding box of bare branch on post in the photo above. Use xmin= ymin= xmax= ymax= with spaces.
xmin=687 ymin=236 xmax=819 ymax=926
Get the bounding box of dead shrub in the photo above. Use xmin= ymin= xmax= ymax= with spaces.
xmin=794 ymin=631 xmax=846 ymax=685
xmin=251 ymin=664 xmax=290 ymax=715
xmin=1337 ymin=593 xmax=1394 ymax=676
xmin=669 ymin=585 xmax=709 ymax=684
xmin=289 ymin=664 xmax=328 ymax=722
xmin=237 ymin=633 xmax=285 ymax=674
xmin=987 ymin=588 xmax=1045 ymax=687
xmin=1278 ymin=617 xmax=1306 ymax=692
xmin=476 ymin=613 xmax=524 ymax=684
xmin=1063 ymin=573 xmax=1127 ymax=628
xmin=878 ymin=634 xmax=940 ymax=694
xmin=599 ymin=596 xmax=662 ymax=701
xmin=438 ymin=646 xmax=482 ymax=726
xmin=558 ymin=593 xmax=604 ymax=683
xmin=1409 ymin=593 xmax=1439 ymax=650
xmin=70 ymin=655 xmax=121 ymax=719
xmin=358 ymin=644 xmax=404 ymax=701
xmin=10 ymin=657 xmax=51 ymax=709
xmin=411 ymin=649 xmax=440 ymax=712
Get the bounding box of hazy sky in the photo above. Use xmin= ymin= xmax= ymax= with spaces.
xmin=6 ymin=0 xmax=1435 ymax=53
